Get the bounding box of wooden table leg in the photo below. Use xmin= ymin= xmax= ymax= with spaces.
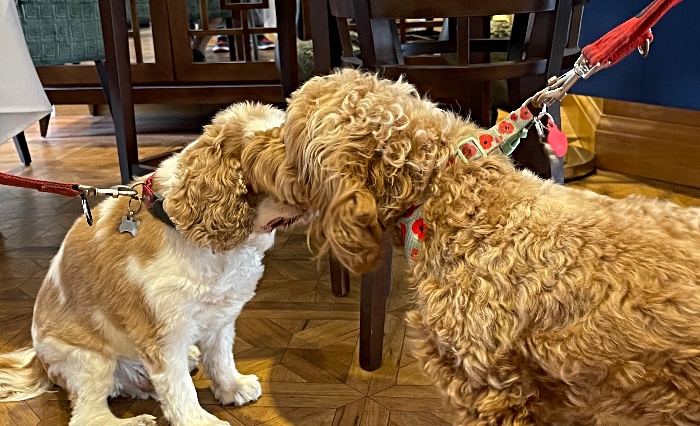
xmin=12 ymin=132 xmax=31 ymax=166
xmin=38 ymin=115 xmax=50 ymax=138
xmin=98 ymin=0 xmax=138 ymax=184
xmin=359 ymin=232 xmax=393 ymax=371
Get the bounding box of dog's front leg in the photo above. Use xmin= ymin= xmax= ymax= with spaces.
xmin=144 ymin=343 xmax=230 ymax=426
xmin=460 ymin=387 xmax=537 ymax=426
xmin=199 ymin=322 xmax=262 ymax=406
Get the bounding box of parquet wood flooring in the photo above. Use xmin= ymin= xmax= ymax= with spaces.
xmin=1 ymin=110 xmax=699 ymax=425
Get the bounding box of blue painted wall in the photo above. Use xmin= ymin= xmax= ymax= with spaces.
xmin=570 ymin=0 xmax=700 ymax=111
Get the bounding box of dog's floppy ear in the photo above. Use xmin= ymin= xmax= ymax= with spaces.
xmin=164 ymin=136 xmax=255 ymax=252
xmin=319 ymin=181 xmax=383 ymax=274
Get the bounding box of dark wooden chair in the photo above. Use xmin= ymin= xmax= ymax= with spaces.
xmin=15 ymin=0 xmax=300 ymax=183
xmin=98 ymin=0 xmax=300 ymax=184
xmin=310 ymin=0 xmax=587 ymax=370
xmin=12 ymin=0 xmax=139 ymax=182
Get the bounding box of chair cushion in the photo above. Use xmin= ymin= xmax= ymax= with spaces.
xmin=17 ymin=0 xmax=105 ymax=66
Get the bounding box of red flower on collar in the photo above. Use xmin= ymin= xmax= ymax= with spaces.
xmin=412 ymin=218 xmax=425 ymax=241
xmin=460 ymin=142 xmax=478 ymax=159
xmin=520 ymin=106 xmax=533 ymax=120
xmin=499 ymin=121 xmax=515 ymax=134
xmin=510 ymin=113 xmax=518 ymax=121
xmin=410 ymin=248 xmax=420 ymax=261
xmin=479 ymin=134 xmax=494 ymax=150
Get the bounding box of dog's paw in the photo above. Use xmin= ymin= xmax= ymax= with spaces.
xmin=214 ymin=374 xmax=262 ymax=406
xmin=188 ymin=345 xmax=201 ymax=372
xmin=117 ymin=415 xmax=157 ymax=426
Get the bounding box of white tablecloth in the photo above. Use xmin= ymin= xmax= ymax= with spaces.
xmin=0 ymin=0 xmax=52 ymax=142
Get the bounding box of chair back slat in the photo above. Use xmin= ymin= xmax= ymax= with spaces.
xmin=367 ymin=0 xmax=557 ymax=20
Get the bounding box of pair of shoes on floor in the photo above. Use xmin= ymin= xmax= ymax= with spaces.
xmin=257 ymin=36 xmax=275 ymax=50
xmin=212 ymin=36 xmax=230 ymax=53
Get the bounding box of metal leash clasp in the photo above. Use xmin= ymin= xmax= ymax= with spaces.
xmin=77 ymin=184 xmax=140 ymax=198
xmin=638 ymin=29 xmax=653 ymax=58
xmin=531 ymin=56 xmax=608 ymax=108
xmin=76 ymin=183 xmax=143 ymax=226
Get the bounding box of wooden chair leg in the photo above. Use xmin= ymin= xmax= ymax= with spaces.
xmin=12 ymin=132 xmax=31 ymax=166
xmin=274 ymin=0 xmax=299 ymax=97
xmin=309 ymin=0 xmax=343 ymax=75
xmin=38 ymin=115 xmax=50 ymax=138
xmin=329 ymin=256 xmax=350 ymax=297
xmin=98 ymin=0 xmax=139 ymax=184
xmin=95 ymin=60 xmax=113 ymax=115
xmin=359 ymin=232 xmax=393 ymax=371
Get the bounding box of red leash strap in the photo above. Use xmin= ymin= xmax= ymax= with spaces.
xmin=0 ymin=171 xmax=81 ymax=197
xmin=582 ymin=0 xmax=683 ymax=67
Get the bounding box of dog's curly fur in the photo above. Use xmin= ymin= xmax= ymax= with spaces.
xmin=244 ymin=69 xmax=700 ymax=425
xmin=0 ymin=103 xmax=303 ymax=426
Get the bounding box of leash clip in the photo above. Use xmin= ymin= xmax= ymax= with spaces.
xmin=638 ymin=30 xmax=652 ymax=58
xmin=530 ymin=56 xmax=608 ymax=108
xmin=77 ymin=184 xmax=140 ymax=199
xmin=80 ymin=193 xmax=93 ymax=226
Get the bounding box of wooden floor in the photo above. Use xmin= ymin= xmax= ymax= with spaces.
xmin=2 ymin=109 xmax=700 ymax=426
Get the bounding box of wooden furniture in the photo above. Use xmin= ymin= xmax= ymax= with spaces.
xmin=13 ymin=0 xmax=112 ymax=167
xmin=311 ymin=0 xmax=586 ymax=371
xmin=564 ymin=95 xmax=700 ymax=189
xmin=31 ymin=0 xmax=299 ymax=184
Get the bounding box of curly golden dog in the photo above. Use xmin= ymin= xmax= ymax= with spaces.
xmin=243 ymin=69 xmax=700 ymax=425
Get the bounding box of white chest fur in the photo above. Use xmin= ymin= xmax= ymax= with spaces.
xmin=125 ymin=230 xmax=275 ymax=339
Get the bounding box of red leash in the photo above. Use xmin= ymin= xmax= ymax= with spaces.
xmin=0 ymin=171 xmax=141 ymax=226
xmin=582 ymin=0 xmax=683 ymax=67
xmin=0 ymin=171 xmax=80 ymax=197
xmin=533 ymin=0 xmax=683 ymax=107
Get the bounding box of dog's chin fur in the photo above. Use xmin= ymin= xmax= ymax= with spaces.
xmin=0 ymin=103 xmax=302 ymax=426
xmin=248 ymin=69 xmax=700 ymax=425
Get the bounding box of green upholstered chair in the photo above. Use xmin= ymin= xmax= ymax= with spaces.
xmin=14 ymin=0 xmax=145 ymax=187
xmin=13 ymin=0 xmax=108 ymax=166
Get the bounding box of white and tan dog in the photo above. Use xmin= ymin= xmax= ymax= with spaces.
xmin=0 ymin=103 xmax=301 ymax=426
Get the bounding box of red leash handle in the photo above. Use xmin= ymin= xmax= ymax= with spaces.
xmin=582 ymin=0 xmax=683 ymax=67
xmin=0 ymin=171 xmax=80 ymax=197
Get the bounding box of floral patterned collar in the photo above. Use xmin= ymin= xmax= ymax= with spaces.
xmin=397 ymin=107 xmax=534 ymax=264
xmin=455 ymin=105 xmax=534 ymax=164
xmin=397 ymin=205 xmax=425 ymax=263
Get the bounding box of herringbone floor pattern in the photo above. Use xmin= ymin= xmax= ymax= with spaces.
xmin=1 ymin=108 xmax=699 ymax=425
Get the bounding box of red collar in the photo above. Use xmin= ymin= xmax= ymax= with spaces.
xmin=142 ymin=174 xmax=175 ymax=227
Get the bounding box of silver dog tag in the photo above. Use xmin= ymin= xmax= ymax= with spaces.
xmin=119 ymin=216 xmax=140 ymax=236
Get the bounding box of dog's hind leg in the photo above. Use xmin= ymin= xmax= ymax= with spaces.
xmin=113 ymin=346 xmax=200 ymax=401
xmin=36 ymin=337 xmax=156 ymax=426
xmin=188 ymin=345 xmax=201 ymax=372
